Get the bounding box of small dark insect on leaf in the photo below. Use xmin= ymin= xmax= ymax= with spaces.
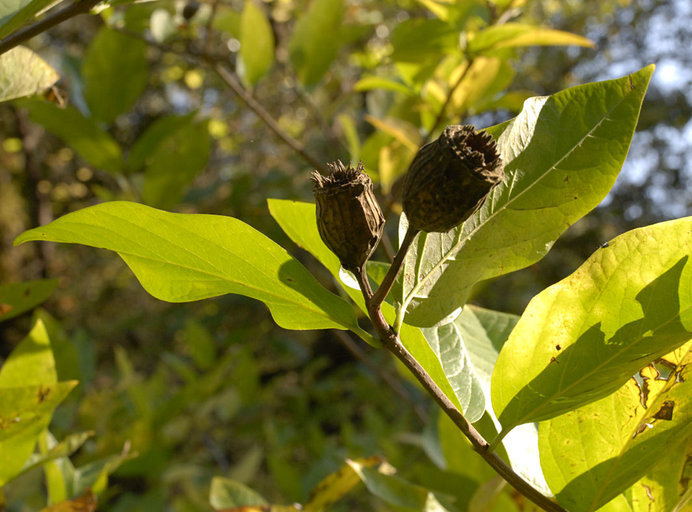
xmin=652 ymin=400 xmax=674 ymax=421
xmin=600 ymin=241 xmax=609 ymax=249
xmin=555 ymin=344 xmax=561 ymax=350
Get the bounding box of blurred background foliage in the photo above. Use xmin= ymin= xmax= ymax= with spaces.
xmin=0 ymin=0 xmax=690 ymax=509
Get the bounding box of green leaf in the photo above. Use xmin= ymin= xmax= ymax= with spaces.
xmin=209 ymin=477 xmax=268 ymax=508
xmin=267 ymin=199 xmax=461 ymax=404
xmin=22 ymin=99 xmax=123 ymax=173
xmin=126 ymin=112 xmax=196 ymax=172
xmin=19 ymin=431 xmax=93 ymax=481
xmin=425 ymin=305 xmax=518 ymax=423
xmin=0 ymin=279 xmax=58 ymax=322
xmin=390 ymin=18 xmax=457 ymax=64
xmin=72 ymin=449 xmax=136 ymax=496
xmin=0 ymin=0 xmax=58 ymax=39
xmin=14 ymin=201 xmax=359 ymax=332
xmin=492 ymin=216 xmax=692 ymax=433
xmin=288 ymin=0 xmax=343 ymax=86
xmin=0 ymin=382 xmax=76 ymax=485
xmin=141 ymin=119 xmax=211 ymax=208
xmin=239 ymin=1 xmax=274 ymax=87
xmin=82 ymin=27 xmax=148 ymax=124
xmin=468 ymin=23 xmax=594 ymax=55
xmin=539 ymin=343 xmax=692 ymax=512
xmin=400 ymin=64 xmax=655 ymax=327
xmin=0 ymin=46 xmax=58 ymax=102
xmin=0 ymin=318 xmax=56 ymax=386
xmin=0 ymin=320 xmax=76 ymax=485
xmin=354 ymin=76 xmax=414 ymax=96
xmin=423 ymin=322 xmax=485 ymax=423
xmin=347 ymin=459 xmax=453 ymax=511
xmin=302 ymin=457 xmax=380 ymax=512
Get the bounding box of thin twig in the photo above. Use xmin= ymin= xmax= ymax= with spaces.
xmin=211 ymin=63 xmax=328 ymax=173
xmin=202 ymin=0 xmax=220 ymax=55
xmin=0 ymin=0 xmax=102 ymax=55
xmin=116 ymin=28 xmax=329 ymax=174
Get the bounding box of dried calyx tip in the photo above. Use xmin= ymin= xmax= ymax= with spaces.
xmin=312 ymin=161 xmax=368 ymax=191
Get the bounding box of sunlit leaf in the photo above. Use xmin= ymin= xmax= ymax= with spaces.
xmin=539 ymin=342 xmax=692 ymax=512
xmin=82 ymin=27 xmax=148 ymax=124
xmin=289 ymin=0 xmax=343 ymax=86
xmin=22 ymin=99 xmax=123 ymax=173
xmin=400 ymin=65 xmax=654 ymax=327
xmin=239 ymin=1 xmax=274 ymax=86
xmin=0 ymin=46 xmax=58 ymax=102
xmin=468 ymin=23 xmax=594 ymax=55
xmin=14 ymin=201 xmax=359 ymax=332
xmin=492 ymin=216 xmax=692 ymax=432
xmin=0 ymin=279 xmax=58 ymax=322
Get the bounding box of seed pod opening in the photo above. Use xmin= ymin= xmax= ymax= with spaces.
xmin=402 ymin=124 xmax=504 ymax=233
xmin=312 ymin=161 xmax=385 ymax=272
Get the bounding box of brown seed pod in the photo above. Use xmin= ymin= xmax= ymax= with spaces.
xmin=312 ymin=161 xmax=385 ymax=272
xmin=402 ymin=124 xmax=504 ymax=233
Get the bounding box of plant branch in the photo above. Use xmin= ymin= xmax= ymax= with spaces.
xmin=358 ymin=231 xmax=567 ymax=512
xmin=0 ymin=0 xmax=102 ymax=56
xmin=381 ymin=333 xmax=566 ymax=512
xmin=210 ymin=62 xmax=328 ymax=173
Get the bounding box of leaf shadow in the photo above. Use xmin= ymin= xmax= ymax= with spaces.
xmin=499 ymin=256 xmax=692 ymax=427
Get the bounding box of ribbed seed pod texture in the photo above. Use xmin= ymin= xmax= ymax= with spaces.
xmin=402 ymin=124 xmax=504 ymax=233
xmin=312 ymin=161 xmax=385 ymax=272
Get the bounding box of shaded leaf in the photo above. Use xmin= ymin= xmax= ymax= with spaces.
xmin=0 ymin=0 xmax=58 ymax=39
xmin=126 ymin=112 xmax=196 ymax=172
xmin=239 ymin=1 xmax=274 ymax=86
xmin=539 ymin=342 xmax=692 ymax=512
xmin=288 ymin=0 xmax=343 ymax=86
xmin=22 ymin=100 xmax=123 ymax=173
xmin=14 ymin=201 xmax=359 ymax=332
xmin=82 ymin=27 xmax=148 ymax=124
xmin=0 ymin=46 xmax=58 ymax=102
xmin=19 ymin=431 xmax=93 ymax=480
xmin=400 ymin=65 xmax=654 ymax=327
xmin=210 ymin=477 xmax=268 ymax=509
xmin=0 ymin=279 xmax=58 ymax=322
xmin=347 ymin=459 xmax=453 ymax=511
xmin=492 ymin=216 xmax=692 ymax=432
xmin=424 ymin=305 xmax=519 ymax=423
xmin=390 ymin=18 xmax=457 ymax=64
xmin=141 ymin=119 xmax=211 ymax=208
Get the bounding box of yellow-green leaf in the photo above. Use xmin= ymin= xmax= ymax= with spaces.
xmin=492 ymin=217 xmax=692 ymax=433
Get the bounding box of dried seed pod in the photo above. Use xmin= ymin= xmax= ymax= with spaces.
xmin=402 ymin=124 xmax=504 ymax=233
xmin=312 ymin=161 xmax=385 ymax=272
